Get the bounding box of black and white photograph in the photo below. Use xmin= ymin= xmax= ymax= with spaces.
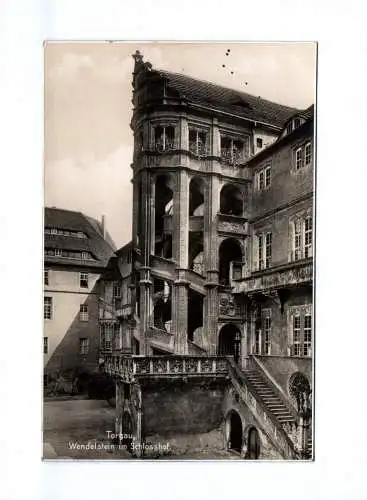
xmin=43 ymin=42 xmax=316 ymax=461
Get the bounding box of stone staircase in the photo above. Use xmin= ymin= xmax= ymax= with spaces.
xmin=243 ymin=369 xmax=296 ymax=427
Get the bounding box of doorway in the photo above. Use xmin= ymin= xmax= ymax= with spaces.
xmin=229 ymin=411 xmax=243 ymax=453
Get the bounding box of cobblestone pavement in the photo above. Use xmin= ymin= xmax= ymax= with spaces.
xmin=43 ymin=399 xmax=242 ymax=460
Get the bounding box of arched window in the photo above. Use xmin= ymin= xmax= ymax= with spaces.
xmin=219 ymin=238 xmax=243 ymax=285
xmin=189 ymin=177 xmax=205 ymax=216
xmin=246 ymin=427 xmax=260 ymax=459
xmin=220 ymin=184 xmax=243 ymax=216
xmin=218 ymin=324 xmax=241 ymax=363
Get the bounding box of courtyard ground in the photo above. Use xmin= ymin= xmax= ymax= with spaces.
xmin=43 ymin=399 xmax=240 ymax=460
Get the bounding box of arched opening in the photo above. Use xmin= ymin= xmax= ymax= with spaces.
xmin=189 ymin=232 xmax=204 ymax=275
xmin=121 ymin=412 xmax=134 ymax=452
xmin=189 ymin=177 xmax=205 ymax=216
xmin=289 ymin=372 xmax=311 ymax=412
xmin=219 ymin=238 xmax=243 ymax=285
xmin=218 ymin=324 xmax=241 ymax=363
xmin=220 ymin=184 xmax=243 ymax=216
xmin=155 ymin=174 xmax=173 ymax=258
xmin=153 ymin=278 xmax=172 ymax=332
xmin=229 ymin=411 xmax=243 ymax=453
xmin=246 ymin=426 xmax=260 ymax=459
xmin=188 ymin=289 xmax=204 ymax=342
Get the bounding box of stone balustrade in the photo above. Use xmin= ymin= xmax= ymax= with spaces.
xmin=103 ymin=354 xmax=229 ymax=382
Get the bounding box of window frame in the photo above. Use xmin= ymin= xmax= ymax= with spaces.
xmin=263 ymin=316 xmax=271 ymax=355
xmin=44 ymin=296 xmax=53 ymax=320
xmin=44 ymin=269 xmax=49 ymax=286
xmin=265 ymin=232 xmax=272 ymax=269
xmin=304 ymin=142 xmax=312 ymax=166
xmin=79 ymin=304 xmax=89 ymax=322
xmin=79 ymin=337 xmax=89 ymax=355
xmin=80 ymin=272 xmax=89 ymax=289
xmin=43 ymin=337 xmax=48 ymax=354
xmin=295 ymin=147 xmax=303 ymax=170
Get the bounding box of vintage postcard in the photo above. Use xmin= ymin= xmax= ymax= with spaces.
xmin=43 ymin=42 xmax=316 ymax=460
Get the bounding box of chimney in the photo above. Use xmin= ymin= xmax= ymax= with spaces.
xmin=101 ymin=215 xmax=106 ymax=239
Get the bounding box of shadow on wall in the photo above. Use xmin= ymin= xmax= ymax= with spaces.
xmin=44 ymin=281 xmax=106 ymax=395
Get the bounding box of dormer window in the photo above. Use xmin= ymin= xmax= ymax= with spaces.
xmin=189 ymin=129 xmax=208 ymax=156
xmin=154 ymin=125 xmax=175 ymax=152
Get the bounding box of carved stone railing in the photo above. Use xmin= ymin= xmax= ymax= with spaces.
xmin=227 ymin=358 xmax=299 ymax=459
xmin=233 ymin=260 xmax=313 ymax=294
xmin=217 ymin=214 xmax=248 ymax=236
xmin=103 ymin=354 xmax=229 ymax=382
xmin=150 ymin=255 xmax=176 ymax=280
xmin=114 ymin=303 xmax=133 ymax=319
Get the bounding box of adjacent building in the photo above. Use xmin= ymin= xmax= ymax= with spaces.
xmin=99 ymin=52 xmax=315 ymax=459
xmin=44 ymin=207 xmax=116 ymax=387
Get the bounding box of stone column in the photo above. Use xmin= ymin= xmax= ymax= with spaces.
xmin=138 ymin=169 xmax=153 ymax=355
xmin=171 ymin=168 xmax=190 ymax=354
xmin=203 ymin=174 xmax=220 ymax=354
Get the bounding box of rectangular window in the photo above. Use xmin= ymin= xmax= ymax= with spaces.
xmin=293 ymin=316 xmax=301 ymax=356
xmin=79 ymin=304 xmax=88 ymax=322
xmin=294 ymin=220 xmax=302 ymax=261
xmin=154 ymin=125 xmax=175 ymax=151
xmin=80 ymin=272 xmax=89 ymax=288
xmin=265 ymin=166 xmax=271 ymax=187
xmin=256 ymin=138 xmax=263 ymax=148
xmin=258 ymin=234 xmax=263 ymax=270
xmin=44 ymin=269 xmax=49 ymax=286
xmin=44 ymin=297 xmax=52 ymax=320
xmin=79 ymin=338 xmax=89 ymax=355
xmin=265 ymin=232 xmax=272 ymax=269
xmin=43 ymin=337 xmax=48 ymax=354
xmin=113 ymin=323 xmax=121 ymax=350
xmin=295 ymin=147 xmax=303 ymax=170
xmin=113 ymin=282 xmax=121 ymax=298
xmin=258 ymin=170 xmax=264 ymax=190
xmin=189 ymin=129 xmax=208 ymax=156
xmin=303 ymin=314 xmax=312 ymax=356
xmin=254 ymin=328 xmax=261 ymax=354
xmin=304 ymin=217 xmax=313 ymax=258
xmin=55 ymin=249 xmax=62 ymax=257
xmin=263 ymin=317 xmax=271 ymax=355
xmin=101 ymin=323 xmax=112 ymax=351
xmin=304 ymin=142 xmax=312 ymax=166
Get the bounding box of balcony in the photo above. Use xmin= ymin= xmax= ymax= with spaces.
xmin=233 ymin=259 xmax=313 ymax=294
xmin=102 ymin=354 xmax=230 ymax=382
xmin=163 ymin=215 xmax=204 ymax=233
xmin=217 ymin=213 xmax=248 ymax=236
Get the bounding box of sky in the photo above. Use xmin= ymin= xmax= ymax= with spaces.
xmin=44 ymin=42 xmax=316 ymax=248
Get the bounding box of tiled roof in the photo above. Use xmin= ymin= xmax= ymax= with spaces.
xmin=157 ymin=69 xmax=299 ymax=128
xmin=44 ymin=207 xmax=116 ymax=268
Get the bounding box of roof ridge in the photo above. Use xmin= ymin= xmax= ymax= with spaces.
xmin=157 ymin=68 xmax=300 ymax=112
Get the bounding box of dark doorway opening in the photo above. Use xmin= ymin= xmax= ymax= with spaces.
xmin=218 ymin=324 xmax=241 ymax=363
xmin=246 ymin=426 xmax=260 ymax=459
xmin=229 ymin=411 xmax=243 ymax=453
xmin=121 ymin=412 xmax=133 ymax=453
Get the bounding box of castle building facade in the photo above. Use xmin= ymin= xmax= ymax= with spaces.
xmin=100 ymin=52 xmax=314 ymax=460
xmin=44 ymin=207 xmax=115 ymax=388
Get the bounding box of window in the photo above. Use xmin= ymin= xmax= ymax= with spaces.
xmin=293 ymin=316 xmax=301 ymax=356
xmin=258 ymin=171 xmax=264 ymax=190
xmin=80 ymin=272 xmax=89 ymax=288
xmin=113 ymin=323 xmax=121 ymax=350
xmin=189 ymin=129 xmax=208 ymax=156
xmin=265 ymin=233 xmax=272 ymax=269
xmin=55 ymin=249 xmax=62 ymax=257
xmin=295 ymin=147 xmax=303 ymax=170
xmin=294 ymin=118 xmax=301 ymax=128
xmin=289 ymin=309 xmax=312 ymax=357
xmin=264 ymin=316 xmax=271 ymax=355
xmin=220 ymin=136 xmax=248 ymax=165
xmin=294 ymin=142 xmax=312 ymax=170
xmin=256 ymin=138 xmax=263 ymax=148
xmin=81 ymin=252 xmax=90 ymax=260
xmin=291 ymin=215 xmax=313 ymax=261
xmin=79 ymin=304 xmax=88 ymax=322
xmin=100 ymin=323 xmax=112 ymax=351
xmin=286 ymin=122 xmax=293 ymax=135
xmin=256 ymin=163 xmax=271 ymax=190
xmin=44 ymin=269 xmax=49 ymax=286
xmin=258 ymin=234 xmax=263 ymax=271
xmin=303 ymin=315 xmax=312 ymax=356
xmin=113 ymin=282 xmax=121 ymax=298
xmin=154 ymin=125 xmax=175 ymax=151
xmin=256 ymin=232 xmax=272 ymax=270
xmin=304 ymin=217 xmax=313 ymax=258
xmin=254 ymin=327 xmax=261 ymax=354
xmin=294 ymin=219 xmax=302 ymax=261
xmin=43 ymin=337 xmax=48 ymax=354
xmin=44 ymin=297 xmax=52 ymax=320
xmin=304 ymin=142 xmax=312 ymax=166
xmin=79 ymin=338 xmax=89 ymax=355
xmin=265 ymin=166 xmax=271 ymax=187
xmin=45 ymin=228 xmax=87 ymax=239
